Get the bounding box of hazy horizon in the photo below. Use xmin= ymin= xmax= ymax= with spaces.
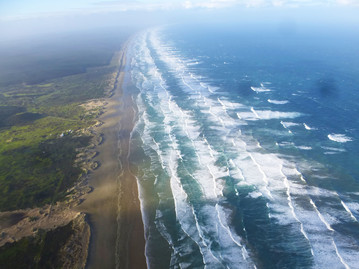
xmin=1 ymin=0 xmax=359 ymax=42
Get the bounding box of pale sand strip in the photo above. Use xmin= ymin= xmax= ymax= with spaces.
xmin=79 ymin=45 xmax=146 ymax=269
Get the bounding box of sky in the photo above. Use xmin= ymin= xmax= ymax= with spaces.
xmin=1 ymin=0 xmax=359 ymax=20
xmin=1 ymin=0 xmax=359 ymax=42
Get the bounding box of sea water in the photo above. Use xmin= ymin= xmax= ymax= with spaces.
xmin=127 ymin=23 xmax=359 ymax=268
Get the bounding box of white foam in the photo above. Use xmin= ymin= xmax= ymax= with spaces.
xmin=247 ymin=153 xmax=273 ymax=199
xmin=250 ymin=107 xmax=260 ymax=119
xmin=296 ymin=146 xmax=312 ymax=150
xmin=215 ymin=204 xmax=252 ymax=264
xmin=131 ymin=29 xmax=359 ymax=269
xmin=257 ymin=110 xmax=301 ymax=119
xmin=239 ymin=109 xmax=301 ymax=121
xmin=332 ymin=240 xmax=350 ymax=269
xmin=186 ymin=61 xmax=199 ymax=66
xmin=279 ymin=164 xmax=312 ymax=251
xmin=251 ymin=86 xmax=271 ymax=93
xmin=167 ymin=121 xmax=223 ymax=267
xmin=134 ymin=38 xmax=255 ymax=266
xmin=281 ymin=121 xmax=300 ymax=129
xmin=344 ymin=202 xmax=359 ymax=211
xmin=324 ymin=151 xmax=340 ymax=155
xmin=247 ymin=191 xmax=263 ymax=199
xmin=277 ymin=141 xmax=295 ymax=147
xmin=309 ymin=199 xmax=334 ymax=232
xmin=303 ymin=123 xmax=314 ymax=130
xmin=267 ymin=99 xmax=289 ymax=105
xmin=131 ymin=35 xmax=215 ymax=267
xmin=341 ymin=200 xmax=358 ymax=222
xmin=321 ymin=146 xmax=346 ymax=152
xmin=217 ymin=97 xmax=227 ymax=111
xmin=328 ymin=134 xmax=353 ymax=143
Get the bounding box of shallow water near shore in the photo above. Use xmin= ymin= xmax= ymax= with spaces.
xmin=128 ymin=24 xmax=359 ymax=268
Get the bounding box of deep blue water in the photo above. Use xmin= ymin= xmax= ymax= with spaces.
xmin=128 ymin=23 xmax=359 ymax=268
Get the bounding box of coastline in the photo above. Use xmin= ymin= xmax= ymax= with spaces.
xmin=0 ymin=40 xmax=146 ymax=268
xmin=79 ymin=43 xmax=146 ymax=269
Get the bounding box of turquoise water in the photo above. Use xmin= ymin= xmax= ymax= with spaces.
xmin=128 ymin=24 xmax=359 ymax=268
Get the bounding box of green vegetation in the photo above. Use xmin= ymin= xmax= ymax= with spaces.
xmin=0 ymin=220 xmax=75 ymax=269
xmin=0 ymin=136 xmax=91 ymax=210
xmin=0 ymin=55 xmax=119 ymax=211
xmin=0 ymin=25 xmax=128 ymax=268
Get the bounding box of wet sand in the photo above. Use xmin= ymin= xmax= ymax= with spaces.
xmin=80 ymin=45 xmax=146 ymax=269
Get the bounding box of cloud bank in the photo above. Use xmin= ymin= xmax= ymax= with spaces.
xmin=1 ymin=0 xmax=358 ymax=21
xmin=91 ymin=0 xmax=359 ymax=10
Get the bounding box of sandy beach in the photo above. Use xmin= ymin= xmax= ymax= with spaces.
xmin=79 ymin=45 xmax=146 ymax=269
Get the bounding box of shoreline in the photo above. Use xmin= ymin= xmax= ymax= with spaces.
xmin=79 ymin=43 xmax=146 ymax=269
xmin=0 ymin=41 xmax=146 ymax=269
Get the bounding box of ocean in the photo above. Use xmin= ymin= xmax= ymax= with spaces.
xmin=126 ymin=23 xmax=359 ymax=268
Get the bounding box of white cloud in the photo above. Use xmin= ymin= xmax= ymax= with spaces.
xmin=336 ymin=0 xmax=359 ymax=5
xmin=177 ymin=0 xmax=359 ymax=9
xmin=183 ymin=1 xmax=193 ymax=9
xmin=272 ymin=0 xmax=285 ymax=6
xmin=185 ymin=0 xmax=238 ymax=9
xmin=1 ymin=0 xmax=358 ymax=21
